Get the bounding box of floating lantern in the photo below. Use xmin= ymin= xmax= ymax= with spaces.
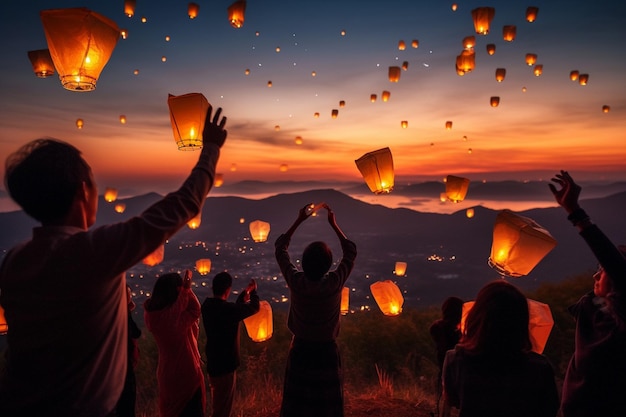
xmin=526 ymin=6 xmax=539 ymax=23
xmin=75 ymin=118 xmax=84 ymax=129
xmin=230 ymin=163 xmax=237 ymax=171
xmin=279 ymin=164 xmax=288 ymax=172
xmin=569 ymin=70 xmax=579 ymax=81
xmin=440 ymin=192 xmax=448 ymax=203
xmin=533 ymin=64 xmax=543 ymax=77
xmin=525 ymin=53 xmax=537 ymax=66
xmin=188 ymin=3 xmax=199 ymax=19
xmin=522 ymin=86 xmax=527 ymax=93
xmin=502 ymin=25 xmax=516 ymax=41
xmin=602 ymin=105 xmax=610 ymax=113
xmin=341 ymin=29 xmax=346 ymax=36
xmin=456 ymin=50 xmax=475 ymax=74
xmin=228 ymin=0 xmax=246 ymax=28
xmin=294 ymin=136 xmax=303 ymax=145
xmin=339 ymin=100 xmax=346 ymax=108
xmin=488 ymin=209 xmax=557 ymax=277
xmin=133 ymin=69 xmax=139 ymax=75
xmin=104 ymin=187 xmax=118 ymax=203
xmin=331 ymin=109 xmax=339 ymax=118
xmin=412 ymin=39 xmax=419 ymax=48
xmin=161 ymin=56 xmax=167 ymax=62
xmin=239 ymin=217 xmax=245 ymax=224
xmin=267 ymin=81 xmax=272 ymax=87
xmin=214 ymin=173 xmax=224 ymax=187
xmin=341 ymin=287 xmax=350 ymax=315
xmin=398 ymin=40 xmax=406 ymax=50
xmin=167 ymin=92 xmax=209 ymax=151
xmin=0 ymin=304 xmax=7 ymax=335
xmin=401 ymin=120 xmax=408 ymax=129
xmin=314 ymin=112 xmax=320 ymax=118
xmin=382 ymin=91 xmax=390 ymax=102
xmin=27 ymin=49 xmax=55 ymax=78
xmin=370 ymin=94 xmax=377 ymax=102
xmin=274 ymin=125 xmax=280 ymax=131
xmin=445 ymin=175 xmax=470 ymax=203
xmin=275 ymin=46 xmax=281 ymax=53
xmin=41 ymin=8 xmax=120 ymax=91
xmin=244 ymin=68 xmax=250 ymax=75
xmin=490 ymin=96 xmax=500 ymax=107
xmin=355 ymin=147 xmax=394 ymax=194
xmin=119 ymin=115 xmax=127 ymax=124
xmin=370 ymin=280 xmax=404 ymax=316
xmin=187 ymin=210 xmax=201 ymax=229
xmin=471 ymin=7 xmax=495 ymax=35
xmin=195 ymin=258 xmax=212 ymax=275
xmin=486 ymin=43 xmax=496 ymax=55
xmin=114 ymin=203 xmax=126 ymax=213
xmin=243 ymin=300 xmax=273 ymax=342
xmin=249 ymin=220 xmax=270 ymax=242
xmin=402 ymin=61 xmax=409 ymax=71
xmin=495 ymin=68 xmax=506 ymax=82
xmin=451 ymin=4 xmax=458 ymax=11
xmin=445 ymin=121 xmax=453 ymax=130
xmin=120 ymin=29 xmax=128 ymax=39
xmin=311 ymin=71 xmax=316 ymax=77
xmin=388 ymin=66 xmax=401 ymax=82
xmin=143 ymin=244 xmax=165 ymax=266
xmin=466 ymin=208 xmax=475 ymax=218
xmin=462 ymin=36 xmax=476 ymax=50
xmin=394 ymin=261 xmax=407 ymax=277
xmin=578 ymin=74 xmax=589 ymax=85
xmin=124 ymin=0 xmax=136 ymax=17
xmin=165 ymin=35 xmax=171 ymax=42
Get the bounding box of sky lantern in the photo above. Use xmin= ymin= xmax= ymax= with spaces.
xmin=0 ymin=304 xmax=7 ymax=335
xmin=27 ymin=49 xmax=55 ymax=78
xmin=533 ymin=64 xmax=543 ymax=76
xmin=341 ymin=287 xmax=350 ymax=315
xmin=412 ymin=39 xmax=419 ymax=48
xmin=124 ymin=0 xmax=136 ymax=17
xmin=578 ymin=74 xmax=589 ymax=85
xmin=502 ymin=25 xmax=516 ymax=41
xmin=243 ymin=300 xmax=273 ymax=342
xmin=490 ymin=96 xmax=500 ymax=107
xmin=267 ymin=80 xmax=272 ymax=87
xmin=370 ymin=94 xmax=377 ymax=102
xmin=214 ymin=173 xmax=224 ymax=187
xmin=311 ymin=71 xmax=316 ymax=77
xmin=167 ymin=92 xmax=209 ymax=151
xmin=382 ymin=91 xmax=390 ymax=102
xmin=471 ymin=7 xmax=496 ymax=35
xmin=355 ymin=147 xmax=394 ymax=194
xmin=120 ymin=29 xmax=128 ymax=39
xmin=313 ymin=112 xmax=319 ymax=118
xmin=114 ymin=203 xmax=126 ymax=213
xmin=602 ymin=105 xmax=610 ymax=113
xmin=388 ymin=66 xmax=401 ymax=82
xmin=244 ymin=68 xmax=250 ymax=75
xmin=339 ymin=100 xmax=346 ymax=108
xmin=462 ymin=36 xmax=476 ymax=50
xmin=187 ymin=210 xmax=202 ymax=229
xmin=394 ymin=261 xmax=407 ymax=277
xmin=370 ymin=280 xmax=404 ymax=316
xmin=445 ymin=175 xmax=470 ymax=203
xmin=451 ymin=4 xmax=458 ymax=11
xmin=228 ymin=0 xmax=246 ymax=28
xmin=41 ymin=8 xmax=120 ymax=91
xmin=466 ymin=208 xmax=475 ymax=218
xmin=569 ymin=70 xmax=579 ymax=81
xmin=401 ymin=120 xmax=408 ymax=129
xmin=331 ymin=109 xmax=339 ymax=118
xmin=439 ymin=192 xmax=448 ymax=202
xmin=402 ymin=61 xmax=409 ymax=71
xmin=486 ymin=43 xmax=496 ymax=55
xmin=161 ymin=56 xmax=167 ymax=62
xmin=488 ymin=209 xmax=557 ymax=277
xmin=274 ymin=125 xmax=280 ymax=131
xmin=249 ymin=220 xmax=270 ymax=242
xmin=398 ymin=40 xmax=406 ymax=50
xmin=141 ymin=16 xmax=147 ymax=23
xmin=294 ymin=136 xmax=303 ymax=145
xmin=75 ymin=118 xmax=84 ymax=129
xmin=143 ymin=244 xmax=165 ymax=266
xmin=456 ymin=50 xmax=476 ymax=75
xmin=195 ymin=258 xmax=211 ymax=275
xmin=133 ymin=69 xmax=139 ymax=75
xmin=445 ymin=120 xmax=453 ymax=130
xmin=188 ymin=3 xmax=199 ymax=19
xmin=165 ymin=35 xmax=171 ymax=42
xmin=526 ymin=6 xmax=539 ymax=22
xmin=279 ymin=163 xmax=288 ymax=172
xmin=495 ymin=68 xmax=506 ymax=82
xmin=119 ymin=115 xmax=127 ymax=124
xmin=525 ymin=53 xmax=537 ymax=66
xmin=104 ymin=187 xmax=118 ymax=202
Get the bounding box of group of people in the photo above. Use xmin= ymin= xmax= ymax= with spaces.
xmin=0 ymin=99 xmax=623 ymax=417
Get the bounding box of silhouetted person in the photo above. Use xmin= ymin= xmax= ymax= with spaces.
xmin=0 ymin=105 xmax=226 ymax=417
xmin=429 ymin=296 xmax=463 ymax=417
xmin=116 ymin=284 xmax=142 ymax=417
xmin=549 ymin=170 xmax=626 ymax=417
xmin=443 ymin=281 xmax=559 ymax=417
xmin=201 ymin=273 xmax=259 ymax=417
xmin=275 ymin=203 xmax=357 ymax=417
xmin=144 ymin=270 xmax=205 ymax=417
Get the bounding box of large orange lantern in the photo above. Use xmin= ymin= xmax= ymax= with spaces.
xmin=370 ymin=280 xmax=404 ymax=316
xmin=488 ymin=209 xmax=557 ymax=277
xmin=456 ymin=50 xmax=475 ymax=75
xmin=341 ymin=287 xmax=350 ymax=315
xmin=445 ymin=175 xmax=470 ymax=203
xmin=228 ymin=0 xmax=246 ymax=28
xmin=401 ymin=120 xmax=408 ymax=129
xmin=355 ymin=147 xmax=394 ymax=194
xmin=394 ymin=261 xmax=407 ymax=277
xmin=40 ymin=8 xmax=120 ymax=91
xmin=142 ymin=244 xmax=165 ymax=266
xmin=168 ymin=93 xmax=209 ymax=150
xmin=462 ymin=36 xmax=476 ymax=50
xmin=502 ymin=25 xmax=516 ymax=41
xmin=27 ymin=49 xmax=55 ymax=78
xmin=104 ymin=187 xmax=118 ymax=202
xmin=525 ymin=7 xmax=539 ymax=23
xmin=495 ymin=68 xmax=506 ymax=82
xmin=525 ymin=53 xmax=537 ymax=66
xmin=244 ymin=300 xmax=273 ymax=342
xmin=195 ymin=258 xmax=212 ymax=275
xmin=388 ymin=66 xmax=401 ymax=82
xmin=249 ymin=220 xmax=270 ymax=242
xmin=124 ymin=0 xmax=136 ymax=17
xmin=471 ymin=7 xmax=495 ymax=35
xmin=188 ymin=3 xmax=199 ymax=19
xmin=0 ymin=304 xmax=8 ymax=335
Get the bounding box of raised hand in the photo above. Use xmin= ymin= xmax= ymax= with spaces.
xmin=202 ymin=105 xmax=227 ymax=148
xmin=548 ymin=170 xmax=581 ymax=213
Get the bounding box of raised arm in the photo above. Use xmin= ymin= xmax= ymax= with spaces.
xmin=322 ymin=203 xmax=348 ymax=242
xmin=283 ymin=203 xmax=313 ymax=238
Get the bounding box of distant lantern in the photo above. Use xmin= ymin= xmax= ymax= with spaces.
xmin=341 ymin=287 xmax=350 ymax=315
xmin=382 ymin=91 xmax=390 ymax=102
xmin=339 ymin=100 xmax=346 ymax=108
xmin=394 ymin=261 xmax=407 ymax=277
xmin=314 ymin=112 xmax=320 ymax=118
xmin=445 ymin=175 xmax=470 ymax=203
xmin=228 ymin=0 xmax=246 ymax=28
xmin=274 ymin=125 xmax=280 ymax=131
xmin=187 ymin=210 xmax=201 ymax=229
xmin=188 ymin=3 xmax=199 ymax=19
xmin=244 ymin=300 xmax=273 ymax=342
xmin=249 ymin=220 xmax=271 ymax=242
xmin=143 ymin=244 xmax=165 ymax=266
xmin=355 ymin=147 xmax=394 ymax=194
xmin=451 ymin=3 xmax=458 ymax=11
xmin=230 ymin=163 xmax=237 ymax=171
xmin=161 ymin=56 xmax=167 ymax=62
xmin=27 ymin=49 xmax=55 ymax=78
xmin=502 ymin=25 xmax=516 ymax=41
xmin=488 ymin=209 xmax=557 ymax=277
xmin=165 ymin=35 xmax=171 ymax=42
xmin=341 ymin=29 xmax=346 ymax=36
xmin=41 ymin=8 xmax=120 ymax=91
xmin=275 ymin=46 xmax=281 ymax=53
xmin=401 ymin=120 xmax=408 ymax=129
xmin=398 ymin=40 xmax=406 ymax=50
xmin=522 ymin=86 xmax=527 ymax=93
xmin=244 ymin=68 xmax=250 ymax=75
xmin=370 ymin=280 xmax=404 ymax=316
xmin=486 ymin=43 xmax=496 ymax=55
xmin=525 ymin=53 xmax=537 ymax=66
xmin=114 ymin=203 xmax=126 ymax=213
xmin=133 ymin=69 xmax=139 ymax=75
xmin=471 ymin=7 xmax=496 ymax=35
xmin=195 ymin=258 xmax=212 ymax=275
xmin=167 ymin=92 xmax=209 ymax=151
xmin=0 ymin=304 xmax=7 ymax=335
xmin=370 ymin=94 xmax=377 ymax=102
xmin=533 ymin=64 xmax=543 ymax=77
xmin=239 ymin=217 xmax=245 ymax=224
xmin=214 ymin=173 xmax=224 ymax=187
xmin=466 ymin=208 xmax=475 ymax=218
xmin=267 ymin=81 xmax=272 ymax=87
xmin=388 ymin=66 xmax=401 ymax=82
xmin=602 ymin=105 xmax=610 ymax=113
xmin=311 ymin=71 xmax=317 ymax=77
xmin=294 ymin=136 xmax=303 ymax=145
xmin=279 ymin=164 xmax=288 ymax=172
xmin=569 ymin=70 xmax=579 ymax=81
xmin=331 ymin=109 xmax=339 ymax=118
xmin=578 ymin=74 xmax=589 ymax=85
xmin=119 ymin=115 xmax=127 ymax=124
xmin=75 ymin=118 xmax=84 ymax=129
xmin=439 ymin=192 xmax=447 ymax=202
xmin=445 ymin=121 xmax=453 ymax=130
xmin=120 ymin=29 xmax=128 ymax=39
xmin=526 ymin=6 xmax=539 ymax=22
xmin=462 ymin=36 xmax=476 ymax=50
xmin=402 ymin=61 xmax=409 ymax=71
xmin=490 ymin=96 xmax=500 ymax=107
xmin=141 ymin=16 xmax=146 ymax=23
xmin=495 ymin=68 xmax=506 ymax=82
xmin=412 ymin=39 xmax=419 ymax=48
xmin=124 ymin=0 xmax=136 ymax=17
xmin=104 ymin=187 xmax=118 ymax=202
xmin=456 ymin=50 xmax=475 ymax=74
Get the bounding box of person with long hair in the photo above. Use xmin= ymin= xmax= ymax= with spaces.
xmin=442 ymin=280 xmax=559 ymax=417
xmin=144 ymin=270 xmax=205 ymax=417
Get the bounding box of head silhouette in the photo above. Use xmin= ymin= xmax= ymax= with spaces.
xmin=302 ymin=241 xmax=333 ymax=281
xmin=145 ymin=272 xmax=183 ymax=312
xmin=441 ymin=296 xmax=464 ymax=324
xmin=212 ymin=271 xmax=233 ymax=297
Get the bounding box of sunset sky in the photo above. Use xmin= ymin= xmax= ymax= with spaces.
xmin=0 ymin=0 xmax=625 ymax=203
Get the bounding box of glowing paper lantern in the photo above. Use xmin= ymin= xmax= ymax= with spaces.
xmin=267 ymin=81 xmax=272 ymax=87
xmin=569 ymin=70 xmax=579 ymax=81
xmin=382 ymin=91 xmax=390 ymax=102
xmin=124 ymin=0 xmax=136 ymax=17
xmin=578 ymin=74 xmax=589 ymax=85
xmin=370 ymin=94 xmax=377 ymax=102
xmin=120 ymin=29 xmax=128 ymax=39
xmin=119 ymin=115 xmax=127 ymax=124
xmin=370 ymin=280 xmax=403 ymax=316
xmin=104 ymin=187 xmax=118 ymax=203
xmin=0 ymin=304 xmax=7 ymax=335
xmin=602 ymin=105 xmax=610 ymax=113
xmin=490 ymin=96 xmax=500 ymax=107
xmin=462 ymin=36 xmax=476 ymax=50
xmin=228 ymin=0 xmax=246 ymax=28
xmin=502 ymin=25 xmax=516 ymax=41
xmin=75 ymin=118 xmax=84 ymax=129
xmin=341 ymin=287 xmax=349 ymax=315
xmin=143 ymin=244 xmax=165 ymax=266
xmin=402 ymin=61 xmax=409 ymax=71
xmin=249 ymin=220 xmax=270 ymax=242
xmin=488 ymin=209 xmax=557 ymax=277
xmin=279 ymin=164 xmax=288 ymax=172
xmin=486 ymin=43 xmax=496 ymax=55
xmin=339 ymin=100 xmax=346 ymax=108
xmin=243 ymin=300 xmax=273 ymax=342
xmin=445 ymin=121 xmax=453 ymax=130
xmin=440 ymin=192 xmax=448 ymax=202
xmin=314 ymin=112 xmax=320 ymax=118
xmin=394 ymin=261 xmax=407 ymax=277
xmin=168 ymin=93 xmax=209 ymax=151
xmin=114 ymin=203 xmax=126 ymax=213
xmin=452 ymin=4 xmax=458 ymax=11
xmin=526 ymin=7 xmax=539 ymax=23
xmin=456 ymin=50 xmax=475 ymax=74
xmin=27 ymin=49 xmax=55 ymax=78
xmin=471 ymin=7 xmax=496 ymax=35
xmin=187 ymin=210 xmax=202 ymax=229
xmin=195 ymin=258 xmax=212 ymax=275
xmin=445 ymin=175 xmax=470 ymax=203
xmin=41 ymin=8 xmax=120 ymax=91
xmin=388 ymin=66 xmax=401 ymax=82
xmin=398 ymin=40 xmax=406 ymax=50
xmin=188 ymin=3 xmax=199 ymax=18
xmin=331 ymin=109 xmax=339 ymax=118
xmin=525 ymin=53 xmax=537 ymax=66
xmin=294 ymin=136 xmax=303 ymax=145
xmin=401 ymin=120 xmax=408 ymax=129
xmin=355 ymin=147 xmax=394 ymax=194
xmin=412 ymin=39 xmax=419 ymax=48
xmin=533 ymin=64 xmax=543 ymax=77
xmin=466 ymin=208 xmax=475 ymax=218
xmin=214 ymin=173 xmax=224 ymax=187
xmin=495 ymin=68 xmax=506 ymax=82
